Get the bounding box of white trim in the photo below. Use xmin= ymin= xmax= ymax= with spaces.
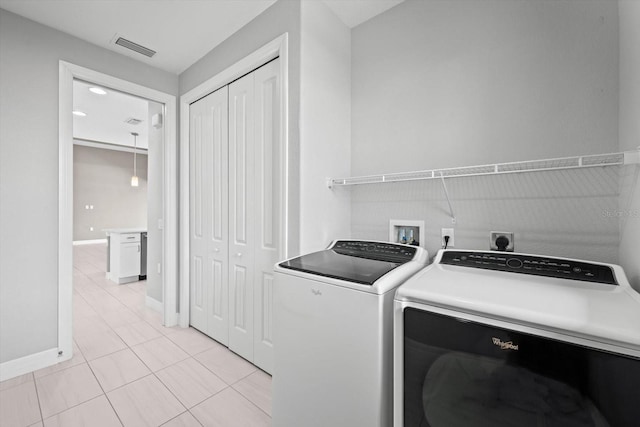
xmin=0 ymin=348 xmax=61 ymax=382
xmin=179 ymin=33 xmax=290 ymax=328
xmin=73 ymin=239 xmax=108 ymax=246
xmin=74 ymin=138 xmax=149 ymax=155
xmin=145 ymin=296 xmax=163 ymax=313
xmin=58 ymin=62 xmax=74 ymax=364
xmin=58 ymin=62 xmax=179 ymax=374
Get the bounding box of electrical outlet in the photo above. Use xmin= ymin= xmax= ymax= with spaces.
xmin=441 ymin=228 xmax=454 ymax=248
xmin=490 ymin=231 xmax=514 ymax=252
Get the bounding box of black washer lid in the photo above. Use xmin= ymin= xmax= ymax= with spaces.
xmin=279 ymin=240 xmax=417 ymax=285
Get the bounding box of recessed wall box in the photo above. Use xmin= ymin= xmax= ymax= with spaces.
xmin=390 ymin=220 xmax=425 ymax=247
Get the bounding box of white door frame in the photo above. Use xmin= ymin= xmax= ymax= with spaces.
xmin=179 ymin=33 xmax=289 ymax=327
xmin=59 ymin=61 xmax=179 ymax=360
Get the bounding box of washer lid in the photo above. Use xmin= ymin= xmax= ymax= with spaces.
xmin=278 ymin=240 xmax=418 ymax=286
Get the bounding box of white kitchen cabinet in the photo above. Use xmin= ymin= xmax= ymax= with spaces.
xmin=119 ymin=241 xmax=141 ymax=278
xmin=106 ymin=229 xmax=144 ymax=284
xmin=189 ymin=58 xmax=280 ymax=373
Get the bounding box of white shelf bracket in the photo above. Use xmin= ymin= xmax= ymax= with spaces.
xmin=439 ymin=171 xmax=456 ymax=224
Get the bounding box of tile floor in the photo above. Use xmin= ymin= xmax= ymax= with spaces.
xmin=0 ymin=243 xmax=272 ymax=427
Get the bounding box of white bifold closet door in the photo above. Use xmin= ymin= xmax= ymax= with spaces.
xmin=189 ymin=58 xmax=280 ymax=373
xmin=189 ymin=85 xmax=230 ymax=346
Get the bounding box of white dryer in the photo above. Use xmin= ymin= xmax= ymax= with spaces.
xmin=394 ymin=249 xmax=640 ymax=427
xmin=273 ymin=240 xmax=428 ymax=427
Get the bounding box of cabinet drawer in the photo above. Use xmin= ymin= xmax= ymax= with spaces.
xmin=119 ymin=233 xmax=141 ymax=243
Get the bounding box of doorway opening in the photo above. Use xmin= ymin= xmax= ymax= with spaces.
xmin=58 ymin=61 xmax=177 ymax=364
xmin=72 ymin=79 xmax=162 ymax=356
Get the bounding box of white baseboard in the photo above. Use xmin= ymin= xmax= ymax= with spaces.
xmin=0 ymin=348 xmax=64 ymax=382
xmin=145 ymin=296 xmax=163 ymax=313
xmin=73 ymin=239 xmax=107 ymax=246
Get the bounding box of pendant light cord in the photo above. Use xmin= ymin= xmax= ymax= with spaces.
xmin=132 ymin=132 xmax=138 ymax=177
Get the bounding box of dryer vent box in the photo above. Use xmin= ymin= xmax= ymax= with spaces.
xmin=390 ymin=220 xmax=424 ymax=247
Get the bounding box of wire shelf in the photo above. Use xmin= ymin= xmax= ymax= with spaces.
xmin=327 ymin=150 xmax=638 ymax=188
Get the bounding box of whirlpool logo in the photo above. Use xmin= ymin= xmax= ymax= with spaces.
xmin=492 ymin=337 xmax=519 ymax=351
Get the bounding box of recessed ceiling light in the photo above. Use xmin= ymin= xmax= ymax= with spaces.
xmin=72 ymin=110 xmax=87 ymax=117
xmin=89 ymin=87 xmax=107 ymax=95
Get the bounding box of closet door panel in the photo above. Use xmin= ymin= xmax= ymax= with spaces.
xmin=189 ymin=103 xmax=208 ymax=333
xmin=190 ymin=86 xmax=229 ymax=344
xmin=253 ymin=58 xmax=280 ymax=374
xmin=228 ymin=72 xmax=255 ymax=361
xmin=206 ymin=87 xmax=230 ymax=344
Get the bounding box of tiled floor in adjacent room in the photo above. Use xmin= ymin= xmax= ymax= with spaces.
xmin=0 ymin=244 xmax=272 ymax=427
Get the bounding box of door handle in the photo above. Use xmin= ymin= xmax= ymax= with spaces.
xmin=138 ymin=244 xmax=140 ymax=253
xmin=212 ymin=248 xmax=220 ymax=253
xmin=235 ymin=252 xmax=242 ymax=258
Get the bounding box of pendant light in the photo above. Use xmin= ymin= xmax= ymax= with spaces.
xmin=131 ymin=132 xmax=139 ymax=187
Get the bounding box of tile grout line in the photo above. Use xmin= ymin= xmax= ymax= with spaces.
xmin=161 ymin=410 xmax=204 ymax=427
xmin=31 ymin=371 xmax=45 ymax=425
xmin=230 ymin=371 xmax=273 ymax=418
xmin=34 ymin=363 xmax=107 ymax=423
xmin=84 ymin=358 xmax=127 ymax=427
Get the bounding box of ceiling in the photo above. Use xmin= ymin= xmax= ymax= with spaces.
xmin=0 ymin=0 xmax=404 ymax=75
xmin=73 ymin=80 xmax=152 ymax=149
xmin=2 ymin=0 xmax=404 ymax=148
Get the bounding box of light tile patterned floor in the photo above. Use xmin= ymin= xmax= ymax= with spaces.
xmin=0 ymin=243 xmax=272 ymax=426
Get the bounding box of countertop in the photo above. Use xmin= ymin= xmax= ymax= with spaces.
xmin=104 ymin=228 xmax=147 ymax=234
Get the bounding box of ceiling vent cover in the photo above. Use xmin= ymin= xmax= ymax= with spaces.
xmin=115 ymin=37 xmax=156 ymax=58
xmin=125 ymin=117 xmax=143 ymax=125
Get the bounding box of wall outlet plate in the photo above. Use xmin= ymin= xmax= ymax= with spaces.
xmin=441 ymin=228 xmax=454 ymax=248
xmin=490 ymin=231 xmax=514 ymax=252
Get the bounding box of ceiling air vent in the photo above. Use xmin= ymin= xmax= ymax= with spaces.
xmin=125 ymin=117 xmax=143 ymax=125
xmin=114 ymin=37 xmax=156 ymax=58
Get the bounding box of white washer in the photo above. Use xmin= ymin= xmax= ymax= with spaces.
xmin=273 ymin=240 xmax=428 ymax=427
xmin=394 ymin=249 xmax=640 ymax=427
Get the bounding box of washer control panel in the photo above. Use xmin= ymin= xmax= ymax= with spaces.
xmin=332 ymin=240 xmax=417 ymax=262
xmin=440 ymin=251 xmax=617 ymax=285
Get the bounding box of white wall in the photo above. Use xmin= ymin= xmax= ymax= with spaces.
xmin=349 ymin=0 xmax=621 ymax=263
xmin=73 ymin=145 xmax=148 ymax=241
xmin=299 ymin=0 xmax=351 ymax=253
xmin=351 ymin=0 xmax=618 ymax=174
xmin=180 ymin=0 xmax=302 ymax=257
xmin=618 ymin=0 xmax=640 ymax=291
xmin=0 ymin=8 xmax=178 ymax=365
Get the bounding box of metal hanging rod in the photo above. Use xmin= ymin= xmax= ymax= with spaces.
xmin=327 ymin=149 xmax=640 ymax=189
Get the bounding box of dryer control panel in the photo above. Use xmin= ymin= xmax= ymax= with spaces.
xmin=440 ymin=251 xmax=617 ymax=285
